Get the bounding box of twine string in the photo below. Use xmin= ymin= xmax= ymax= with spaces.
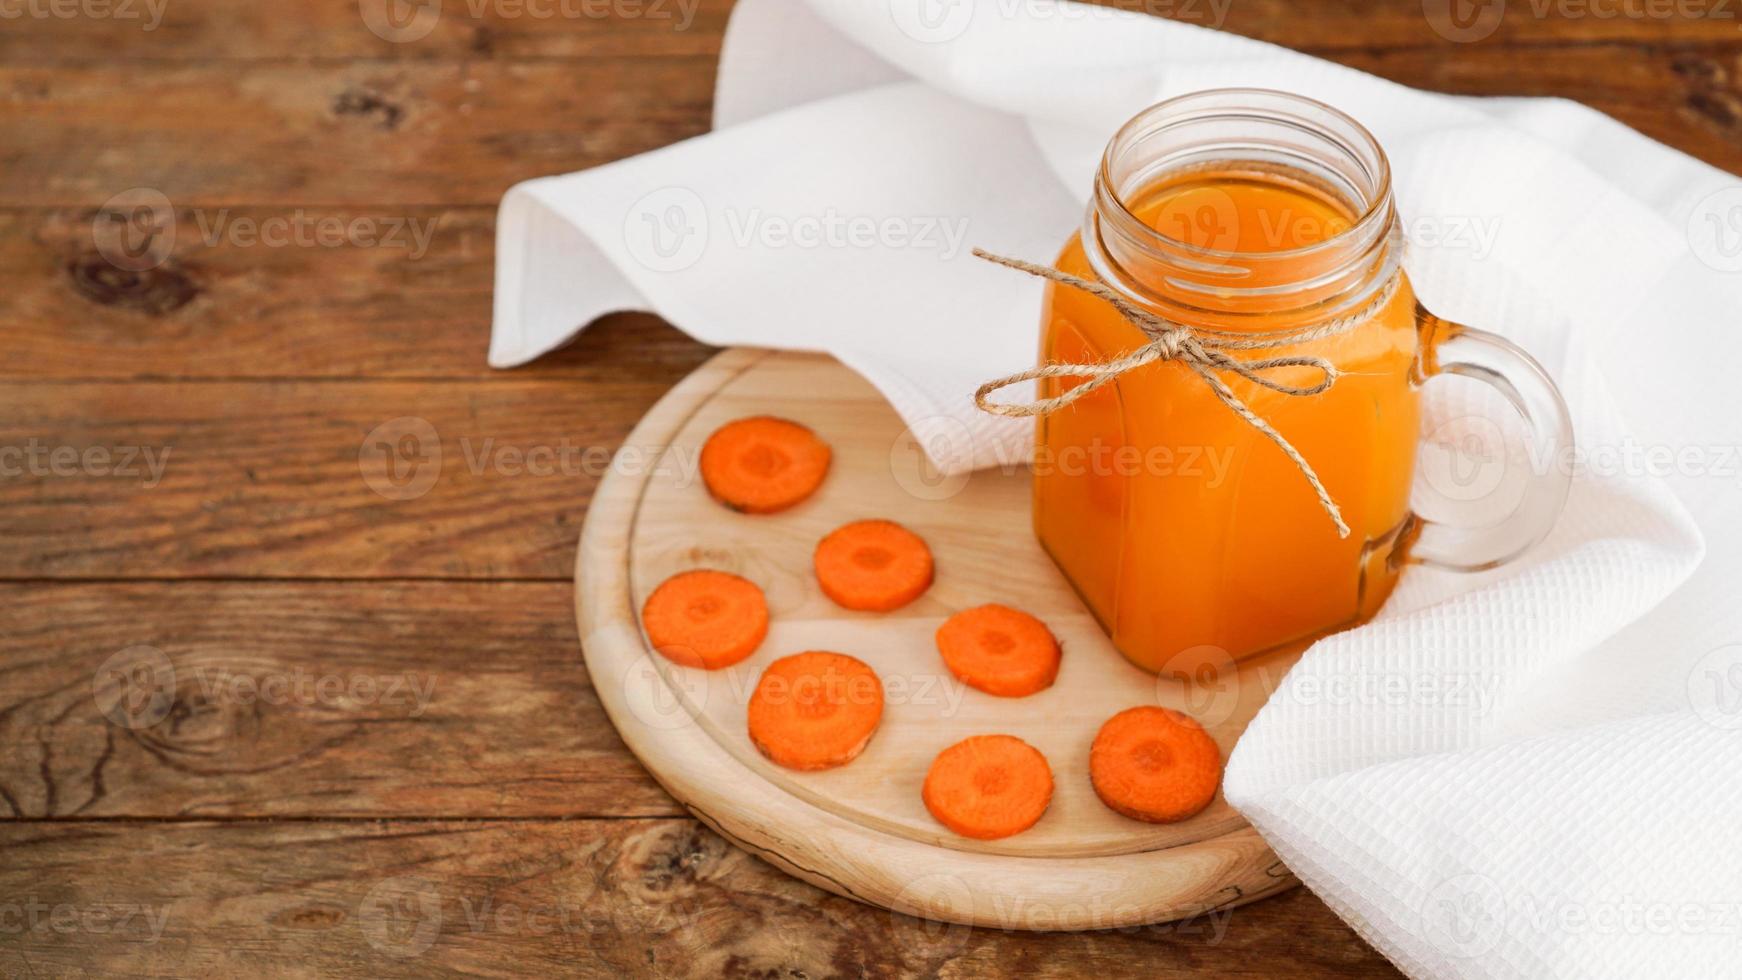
xmin=970 ymin=248 xmax=1403 ymax=539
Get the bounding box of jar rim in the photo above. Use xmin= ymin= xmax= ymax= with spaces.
xmin=1095 ymin=87 xmax=1394 ymax=264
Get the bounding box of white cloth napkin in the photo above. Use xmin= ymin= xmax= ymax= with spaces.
xmin=493 ymin=2 xmax=1742 ymax=976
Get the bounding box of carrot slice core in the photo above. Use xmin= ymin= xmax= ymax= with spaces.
xmin=747 ymin=651 xmax=884 ymax=770
xmin=935 ymin=604 xmax=1061 ymax=697
xmin=813 ymin=519 xmax=934 ymax=612
xmin=700 ymin=416 xmax=831 ymax=514
xmin=640 ymin=569 xmax=768 ymax=670
xmin=1089 ymin=706 xmax=1223 ymax=823
xmin=922 ymin=734 xmax=1053 ymax=840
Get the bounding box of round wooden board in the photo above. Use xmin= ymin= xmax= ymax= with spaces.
xmin=576 ymin=348 xmax=1304 ymax=930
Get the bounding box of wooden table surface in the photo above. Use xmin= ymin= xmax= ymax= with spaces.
xmin=3 ymin=1 xmax=1737 ymax=976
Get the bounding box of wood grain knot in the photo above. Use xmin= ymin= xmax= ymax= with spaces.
xmin=267 ymin=905 xmax=348 ymax=931
xmin=623 ymin=823 xmax=729 ymax=897
xmin=67 ymin=252 xmax=199 ymax=315
xmin=333 ymin=87 xmax=405 ymax=130
xmin=1673 ymin=53 xmax=1742 ymax=130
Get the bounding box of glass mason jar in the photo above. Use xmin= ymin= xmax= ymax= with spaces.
xmin=1030 ymin=89 xmax=1572 ymax=675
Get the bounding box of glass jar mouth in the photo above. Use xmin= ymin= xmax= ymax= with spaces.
xmin=1094 ymin=87 xmax=1393 ymax=264
xmin=1083 ymin=88 xmax=1401 ymax=324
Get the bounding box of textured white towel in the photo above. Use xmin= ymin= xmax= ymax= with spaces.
xmin=493 ymin=3 xmax=1742 ymax=976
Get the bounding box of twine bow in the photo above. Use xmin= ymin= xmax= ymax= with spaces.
xmin=971 ymin=248 xmax=1403 ymax=539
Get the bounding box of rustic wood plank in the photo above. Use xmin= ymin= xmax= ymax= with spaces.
xmin=1 ymin=50 xmax=1733 ymax=382
xmin=2 ymin=46 xmax=1736 ymax=210
xmin=0 ymin=60 xmax=713 ymax=208
xmin=7 ymin=0 xmax=1742 ymax=64
xmin=0 ymin=819 xmax=1401 ymax=977
xmin=0 ymin=582 xmax=679 ymax=819
xmin=0 ymin=378 xmax=693 ymax=578
xmin=5 ymin=205 xmax=713 ymax=380
xmin=0 ymin=0 xmax=734 ymax=62
xmin=1331 ymin=43 xmax=1742 ymax=171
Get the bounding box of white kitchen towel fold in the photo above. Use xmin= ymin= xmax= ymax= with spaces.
xmin=493 ymin=2 xmax=1742 ymax=977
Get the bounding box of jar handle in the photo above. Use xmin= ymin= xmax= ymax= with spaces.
xmin=1407 ymin=306 xmax=1574 ymax=571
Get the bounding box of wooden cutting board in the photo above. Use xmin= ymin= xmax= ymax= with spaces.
xmin=575 ymin=348 xmax=1306 ymax=930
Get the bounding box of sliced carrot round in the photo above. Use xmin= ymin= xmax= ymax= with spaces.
xmin=1089 ymin=706 xmax=1223 ymax=824
xmin=700 ymin=416 xmax=832 ymax=514
xmin=747 ymin=651 xmax=883 ymax=771
xmin=922 ymin=735 xmax=1053 ymax=840
xmin=935 ymin=604 xmax=1060 ymax=697
xmin=813 ymin=519 xmax=934 ymax=612
xmin=640 ymin=569 xmax=768 ymax=670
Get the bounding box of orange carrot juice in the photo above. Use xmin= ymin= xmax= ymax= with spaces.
xmin=1033 ymin=164 xmax=1422 ymax=673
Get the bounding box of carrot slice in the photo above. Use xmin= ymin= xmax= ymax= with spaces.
xmin=813 ymin=519 xmax=934 ymax=612
xmin=1089 ymin=706 xmax=1223 ymax=823
xmin=700 ymin=416 xmax=832 ymax=514
xmin=640 ymin=569 xmax=769 ymax=670
xmin=935 ymin=604 xmax=1061 ymax=697
xmin=747 ymin=651 xmax=884 ymax=770
xmin=922 ymin=735 xmax=1054 ymax=840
